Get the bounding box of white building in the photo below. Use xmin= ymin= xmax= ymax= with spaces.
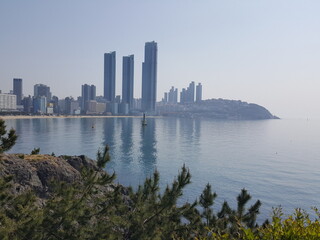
xmin=0 ymin=93 xmax=17 ymax=111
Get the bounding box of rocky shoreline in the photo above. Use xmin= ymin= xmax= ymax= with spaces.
xmin=0 ymin=153 xmax=114 ymax=199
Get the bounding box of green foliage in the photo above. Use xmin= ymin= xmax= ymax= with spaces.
xmin=194 ymin=208 xmax=320 ymax=240
xmin=31 ymin=148 xmax=40 ymax=155
xmin=0 ymin=160 xmax=262 ymax=239
xmin=0 ymin=118 xmax=18 ymax=153
xmin=0 ymin=145 xmax=319 ymax=239
xmin=250 ymin=207 xmax=320 ymax=240
xmin=200 ymin=183 xmax=217 ymax=226
xmin=96 ymin=144 xmax=111 ymax=169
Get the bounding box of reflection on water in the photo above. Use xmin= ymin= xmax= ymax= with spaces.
xmin=102 ymin=118 xmax=116 ymax=150
xmin=120 ymin=118 xmax=133 ymax=163
xmin=140 ymin=118 xmax=157 ymax=175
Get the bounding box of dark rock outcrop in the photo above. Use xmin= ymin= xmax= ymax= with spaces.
xmin=0 ymin=154 xmax=105 ymax=198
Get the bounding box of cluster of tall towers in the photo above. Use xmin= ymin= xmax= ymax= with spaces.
xmin=104 ymin=41 xmax=158 ymax=113
xmin=163 ymin=82 xmax=202 ymax=104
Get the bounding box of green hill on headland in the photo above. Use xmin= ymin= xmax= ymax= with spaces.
xmin=161 ymin=99 xmax=279 ymax=120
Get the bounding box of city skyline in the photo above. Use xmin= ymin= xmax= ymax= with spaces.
xmin=2 ymin=45 xmax=203 ymax=113
xmin=1 ymin=1 xmax=320 ymax=118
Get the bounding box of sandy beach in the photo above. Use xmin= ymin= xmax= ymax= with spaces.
xmin=0 ymin=115 xmax=147 ymax=120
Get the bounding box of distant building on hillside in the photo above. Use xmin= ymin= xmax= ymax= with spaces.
xmin=196 ymin=83 xmax=202 ymax=102
xmin=180 ymin=88 xmax=186 ymax=104
xmin=186 ymin=81 xmax=195 ymax=103
xmin=180 ymin=81 xmax=197 ymax=104
xmin=162 ymin=92 xmax=168 ymax=103
xmin=168 ymin=87 xmax=178 ymax=104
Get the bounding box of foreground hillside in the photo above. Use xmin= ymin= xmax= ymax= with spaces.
xmin=1 ymin=152 xmax=320 ymax=239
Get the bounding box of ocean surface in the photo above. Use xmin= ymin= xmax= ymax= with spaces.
xmin=5 ymin=117 xmax=320 ymax=221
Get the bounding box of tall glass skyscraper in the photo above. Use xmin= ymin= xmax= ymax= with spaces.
xmin=104 ymin=51 xmax=116 ymax=102
xmin=141 ymin=41 xmax=157 ymax=112
xmin=13 ymin=78 xmax=22 ymax=105
xmin=122 ymin=55 xmax=134 ymax=109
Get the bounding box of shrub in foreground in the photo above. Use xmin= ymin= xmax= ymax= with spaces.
xmin=1 ymin=149 xmax=320 ymax=239
xmin=0 ymin=145 xmax=261 ymax=239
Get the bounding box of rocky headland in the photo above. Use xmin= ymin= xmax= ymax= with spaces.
xmin=160 ymin=98 xmax=279 ymax=120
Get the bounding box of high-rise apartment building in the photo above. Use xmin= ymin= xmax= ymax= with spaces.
xmin=34 ymin=84 xmax=51 ymax=101
xmin=180 ymin=81 xmax=196 ymax=104
xmin=81 ymin=84 xmax=96 ymax=113
xmin=33 ymin=96 xmax=47 ymax=114
xmin=122 ymin=55 xmax=134 ymax=109
xmin=196 ymin=83 xmax=202 ymax=102
xmin=104 ymin=51 xmax=116 ymax=102
xmin=163 ymin=92 xmax=168 ymax=103
xmin=168 ymin=86 xmax=178 ymax=104
xmin=187 ymin=81 xmax=195 ymax=103
xmin=180 ymin=88 xmax=186 ymax=104
xmin=23 ymin=95 xmax=33 ymax=113
xmin=13 ymin=78 xmax=22 ymax=105
xmin=141 ymin=41 xmax=157 ymax=112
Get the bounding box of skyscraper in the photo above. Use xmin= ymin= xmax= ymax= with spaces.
xmin=122 ymin=55 xmax=134 ymax=109
xmin=180 ymin=88 xmax=186 ymax=104
xmin=179 ymin=81 xmax=196 ymax=104
xmin=34 ymin=84 xmax=51 ymax=101
xmin=81 ymin=84 xmax=96 ymax=113
xmin=141 ymin=41 xmax=157 ymax=112
xmin=13 ymin=78 xmax=22 ymax=105
xmin=187 ymin=81 xmax=195 ymax=103
xmin=168 ymin=86 xmax=178 ymax=104
xmin=33 ymin=96 xmax=47 ymax=114
xmin=104 ymin=51 xmax=116 ymax=102
xmin=196 ymin=83 xmax=202 ymax=102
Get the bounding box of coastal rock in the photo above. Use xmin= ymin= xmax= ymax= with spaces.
xmin=0 ymin=153 xmax=105 ymax=198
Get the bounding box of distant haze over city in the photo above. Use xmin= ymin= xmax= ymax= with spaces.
xmin=1 ymin=1 xmax=320 ymax=118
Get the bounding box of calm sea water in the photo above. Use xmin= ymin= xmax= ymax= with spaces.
xmin=5 ymin=117 xmax=320 ymax=221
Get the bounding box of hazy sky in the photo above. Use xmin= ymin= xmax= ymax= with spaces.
xmin=1 ymin=1 xmax=320 ymax=118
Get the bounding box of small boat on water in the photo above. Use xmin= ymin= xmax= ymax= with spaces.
xmin=141 ymin=113 xmax=147 ymax=126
